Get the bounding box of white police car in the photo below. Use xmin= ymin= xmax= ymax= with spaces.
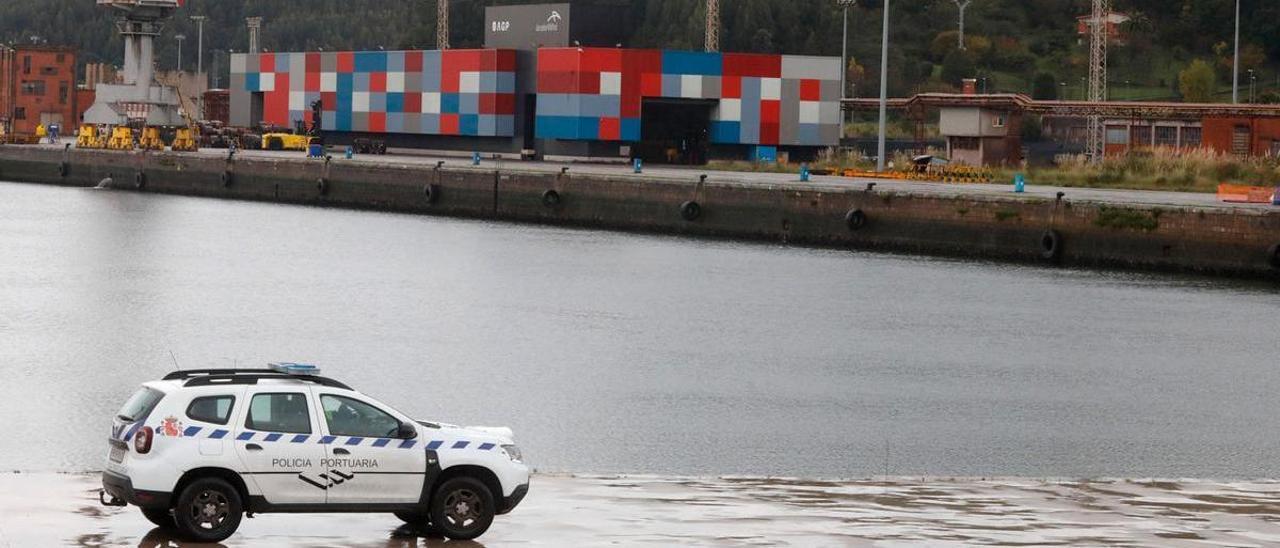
xmin=100 ymin=364 xmax=529 ymax=542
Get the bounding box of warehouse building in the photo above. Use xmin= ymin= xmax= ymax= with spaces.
xmin=229 ymin=3 xmax=840 ymax=163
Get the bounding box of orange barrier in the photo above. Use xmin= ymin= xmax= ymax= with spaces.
xmin=1217 ymin=184 xmax=1278 ymax=204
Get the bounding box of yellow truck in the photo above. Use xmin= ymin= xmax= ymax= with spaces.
xmin=261 ymin=132 xmax=314 ymax=151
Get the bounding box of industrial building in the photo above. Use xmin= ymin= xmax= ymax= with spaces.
xmin=0 ymin=45 xmax=87 ymax=136
xmin=230 ymin=3 xmax=840 ymax=163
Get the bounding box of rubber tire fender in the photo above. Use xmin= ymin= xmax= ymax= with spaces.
xmin=316 ymin=177 xmax=328 ymax=196
xmin=424 ymin=183 xmax=440 ymax=204
xmin=57 ymin=162 xmax=69 ymax=178
xmin=429 ymin=476 xmax=495 ymax=541
xmin=1268 ymin=243 xmax=1280 ymax=269
xmin=542 ymin=189 xmax=561 ymax=208
xmin=845 ymin=208 xmax=867 ymax=230
xmin=220 ymin=171 xmax=233 ymax=188
xmin=171 ymin=477 xmax=243 ymax=543
xmin=1040 ymin=229 xmax=1064 ymax=261
xmin=134 ymin=172 xmax=146 ymax=189
xmin=680 ymin=200 xmax=702 ymax=221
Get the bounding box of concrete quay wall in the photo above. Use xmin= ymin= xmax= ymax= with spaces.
xmin=1 ymin=146 xmax=1277 ymax=279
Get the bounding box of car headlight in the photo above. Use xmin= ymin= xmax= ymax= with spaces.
xmin=501 ymin=444 xmax=522 ymax=463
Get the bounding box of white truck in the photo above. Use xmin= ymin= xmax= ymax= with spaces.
xmin=100 ymin=364 xmax=529 ymax=542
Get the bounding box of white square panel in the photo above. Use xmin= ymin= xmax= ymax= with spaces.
xmin=422 ymin=92 xmax=441 ymax=114
xmin=320 ymin=73 xmax=337 ymax=92
xmin=799 ymin=101 xmax=820 ymax=124
xmin=760 ymin=78 xmax=781 ymax=100
xmin=258 ymin=72 xmax=275 ymax=92
xmin=460 ymin=72 xmax=480 ymax=94
xmin=681 ymin=75 xmax=702 ymax=99
xmin=353 ymin=91 xmax=370 ymax=113
xmin=387 ymin=72 xmax=405 ymax=93
xmin=289 ymin=91 xmax=306 ymax=111
xmin=717 ymin=98 xmax=742 ymax=121
xmin=600 ymin=72 xmax=622 ymax=95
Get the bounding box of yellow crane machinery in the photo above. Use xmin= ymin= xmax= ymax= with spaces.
xmin=107 ymin=126 xmax=136 ymax=150
xmin=170 ymin=89 xmax=200 ymax=152
xmin=260 ymin=131 xmax=314 ymax=151
xmin=138 ymin=126 xmax=165 ymax=150
xmin=76 ymin=125 xmax=108 ymax=149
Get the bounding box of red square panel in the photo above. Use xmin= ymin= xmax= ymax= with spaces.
xmin=760 ymin=123 xmax=779 ymax=145
xmin=337 ymin=52 xmax=354 ymax=73
xmin=404 ymin=50 xmax=424 ymax=73
xmin=496 ymin=49 xmax=517 ymax=72
xmin=599 ymin=117 xmax=620 ymax=141
xmin=479 ymin=93 xmax=498 ymax=114
xmin=800 ymin=79 xmax=821 ymax=101
xmin=369 ymin=72 xmax=386 ymax=92
xmin=369 ymin=112 xmax=386 ymax=133
xmin=760 ymin=100 xmax=781 ymax=123
xmin=621 ymin=96 xmax=641 ymax=118
xmin=539 ymin=48 xmax=580 ymax=72
xmin=305 ymin=71 xmax=320 ymax=92
xmin=640 ymin=73 xmax=662 ymax=97
xmin=495 ymin=93 xmax=516 ymax=115
xmin=259 ymin=53 xmax=275 ymax=73
xmin=722 ymin=76 xmax=741 ymax=99
xmin=537 ymin=71 xmax=578 ymax=94
xmin=404 ymin=92 xmax=421 ymax=113
xmin=306 ymin=52 xmax=321 ymax=73
xmin=440 ymin=113 xmax=460 ymax=135
xmin=577 ymin=71 xmax=600 ymax=94
xmin=321 ymin=92 xmax=337 ymax=110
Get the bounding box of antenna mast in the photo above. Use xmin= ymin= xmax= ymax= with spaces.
xmin=1086 ymin=0 xmax=1109 ymax=162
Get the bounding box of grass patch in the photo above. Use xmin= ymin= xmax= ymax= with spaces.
xmin=994 ymin=209 xmax=1021 ymax=222
xmin=1095 ymin=206 xmax=1160 ymax=231
xmin=998 ymin=148 xmax=1280 ymax=193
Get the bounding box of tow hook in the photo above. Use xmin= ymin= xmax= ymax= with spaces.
xmin=99 ymin=489 xmax=126 ymax=507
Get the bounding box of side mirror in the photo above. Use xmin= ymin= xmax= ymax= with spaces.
xmin=397 ymin=422 xmax=418 ymax=440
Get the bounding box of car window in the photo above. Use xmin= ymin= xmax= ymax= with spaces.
xmin=321 ymin=395 xmax=404 ymax=438
xmin=116 ymin=387 xmax=164 ymax=421
xmin=245 ymin=393 xmax=312 ymax=434
xmin=186 ymin=396 xmax=235 ymax=425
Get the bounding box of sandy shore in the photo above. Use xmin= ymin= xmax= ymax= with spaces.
xmin=1 ymin=473 xmax=1278 ymax=547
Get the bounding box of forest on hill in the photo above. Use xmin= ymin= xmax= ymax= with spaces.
xmin=2 ymin=0 xmax=1279 ymax=100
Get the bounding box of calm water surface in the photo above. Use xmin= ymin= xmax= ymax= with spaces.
xmin=1 ymin=182 xmax=1277 ymax=478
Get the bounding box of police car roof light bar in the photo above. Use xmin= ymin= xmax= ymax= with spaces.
xmin=269 ymin=362 xmax=321 ymax=376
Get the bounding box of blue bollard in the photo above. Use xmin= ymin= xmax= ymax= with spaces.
xmin=472 ymin=152 xmax=481 ymax=166
xmin=800 ymin=163 xmax=810 ymax=182
xmin=1272 ymin=187 xmax=1280 ymax=206
xmin=1014 ymin=173 xmax=1026 ymax=193
xmin=633 ymin=158 xmax=643 ymax=173
xmin=345 ymin=146 xmax=353 ymax=159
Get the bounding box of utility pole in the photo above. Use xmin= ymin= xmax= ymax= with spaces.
xmin=437 ymin=0 xmax=449 ymax=50
xmin=246 ymin=17 xmax=262 ymax=53
xmin=705 ymin=0 xmax=720 ymax=52
xmin=1232 ymin=0 xmax=1240 ymax=103
xmin=191 ymin=15 xmax=206 ymax=79
xmin=876 ymin=0 xmax=890 ymax=172
xmin=1086 ymin=0 xmax=1109 ymax=162
xmin=952 ymin=0 xmax=972 ymax=50
xmin=838 ymin=0 xmax=855 ymax=139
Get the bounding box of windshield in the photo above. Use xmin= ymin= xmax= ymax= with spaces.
xmin=116 ymin=387 xmax=164 ymax=422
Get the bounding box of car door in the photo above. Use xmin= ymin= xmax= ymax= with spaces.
xmin=233 ymin=388 xmax=328 ymax=505
xmin=317 ymin=392 xmax=425 ymax=504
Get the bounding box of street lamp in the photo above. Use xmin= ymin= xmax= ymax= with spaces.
xmin=1232 ymin=0 xmax=1240 ymax=103
xmin=1249 ymin=69 xmax=1256 ymax=103
xmin=837 ymin=0 xmax=856 ymax=139
xmin=876 ymin=0 xmax=890 ymax=172
xmin=175 ymin=34 xmax=185 ymax=72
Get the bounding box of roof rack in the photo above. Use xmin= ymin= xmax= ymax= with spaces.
xmin=162 ymin=369 xmax=352 ymax=390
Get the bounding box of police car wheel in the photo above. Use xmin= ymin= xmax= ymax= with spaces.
xmin=172 ymin=478 xmax=243 ymax=542
xmin=429 ymin=477 xmax=495 ymax=540
xmin=140 ymin=508 xmax=176 ymax=529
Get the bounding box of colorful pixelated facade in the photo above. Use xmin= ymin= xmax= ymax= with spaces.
xmin=230 ymin=49 xmax=517 ymax=136
xmin=534 ymin=48 xmax=841 ymax=146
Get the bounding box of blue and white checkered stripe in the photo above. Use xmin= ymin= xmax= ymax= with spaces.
xmin=141 ymin=425 xmax=496 ymax=452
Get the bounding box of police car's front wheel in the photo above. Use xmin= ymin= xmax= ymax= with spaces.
xmin=172 ymin=478 xmax=243 ymax=542
xmin=429 ymin=477 xmax=495 ymax=540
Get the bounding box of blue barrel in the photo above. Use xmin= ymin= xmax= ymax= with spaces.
xmin=1273 ymin=187 xmax=1280 ymax=206
xmin=1014 ymin=173 xmax=1026 ymax=193
xmin=308 ymin=143 xmax=323 ymax=158
xmin=633 ymin=158 xmax=643 ymax=173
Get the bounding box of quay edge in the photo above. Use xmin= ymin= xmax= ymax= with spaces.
xmin=1 ymin=146 xmax=1277 ymax=280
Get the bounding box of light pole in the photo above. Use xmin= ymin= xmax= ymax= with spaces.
xmin=1232 ymin=0 xmax=1240 ymax=103
xmin=1249 ymin=69 xmax=1256 ymax=103
xmin=191 ymin=15 xmax=206 ymax=82
xmin=175 ymin=34 xmax=185 ymax=72
xmin=838 ymin=0 xmax=855 ymax=139
xmin=876 ymin=0 xmax=890 ymax=172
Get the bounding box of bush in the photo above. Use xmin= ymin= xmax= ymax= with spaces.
xmin=1178 ymin=60 xmax=1216 ymax=103
xmin=940 ymin=50 xmax=977 ymax=87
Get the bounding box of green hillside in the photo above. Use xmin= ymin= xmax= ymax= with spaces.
xmin=2 ymin=0 xmax=1277 ymax=100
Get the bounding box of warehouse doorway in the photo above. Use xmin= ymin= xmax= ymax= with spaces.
xmin=637 ymin=98 xmax=715 ymax=165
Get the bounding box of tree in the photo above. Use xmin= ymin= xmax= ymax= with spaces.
xmin=1032 ymin=73 xmax=1059 ymax=100
xmin=1178 ymin=60 xmax=1216 ymax=103
xmin=940 ymin=49 xmax=976 ymax=87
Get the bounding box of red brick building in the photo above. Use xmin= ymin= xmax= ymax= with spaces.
xmin=0 ymin=45 xmax=81 ymax=135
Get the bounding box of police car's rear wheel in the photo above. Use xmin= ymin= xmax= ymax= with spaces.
xmin=140 ymin=507 xmax=175 ymax=529
xmin=429 ymin=477 xmax=495 ymax=540
xmin=173 ymin=478 xmax=242 ymax=542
